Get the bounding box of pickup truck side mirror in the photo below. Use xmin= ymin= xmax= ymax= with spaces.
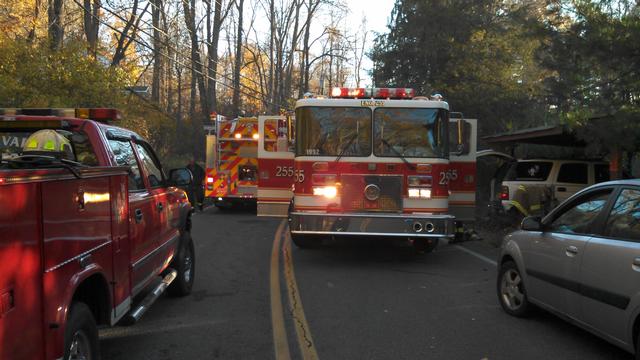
xmin=521 ymin=216 xmax=543 ymax=232
xmin=169 ymin=168 xmax=193 ymax=186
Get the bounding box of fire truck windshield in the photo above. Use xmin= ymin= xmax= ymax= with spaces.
xmin=295 ymin=106 xmax=371 ymax=157
xmin=374 ymin=108 xmax=448 ymax=158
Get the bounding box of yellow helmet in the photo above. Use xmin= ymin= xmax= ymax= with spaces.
xmin=23 ymin=129 xmax=73 ymax=159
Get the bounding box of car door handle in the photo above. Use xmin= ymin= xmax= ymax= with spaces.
xmin=565 ymin=245 xmax=579 ymax=257
xmin=557 ymin=187 xmax=567 ymax=192
xmin=632 ymin=258 xmax=640 ymax=272
xmin=134 ymin=209 xmax=143 ymax=223
xmin=157 ymin=202 xmax=164 ymax=212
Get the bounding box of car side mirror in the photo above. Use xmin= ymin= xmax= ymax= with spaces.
xmin=521 ymin=216 xmax=543 ymax=232
xmin=169 ymin=168 xmax=193 ymax=186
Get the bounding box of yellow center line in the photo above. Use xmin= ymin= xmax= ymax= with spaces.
xmin=270 ymin=220 xmax=291 ymax=360
xmin=282 ymin=231 xmax=320 ymax=360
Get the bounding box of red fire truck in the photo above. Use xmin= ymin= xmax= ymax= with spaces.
xmin=0 ymin=108 xmax=196 ymax=360
xmin=256 ymin=88 xmax=477 ymax=251
xmin=205 ymin=116 xmax=267 ymax=209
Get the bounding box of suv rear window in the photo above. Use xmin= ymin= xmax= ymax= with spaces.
xmin=505 ymin=161 xmax=552 ymax=181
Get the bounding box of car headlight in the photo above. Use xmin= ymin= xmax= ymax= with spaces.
xmin=313 ymin=186 xmax=337 ymax=199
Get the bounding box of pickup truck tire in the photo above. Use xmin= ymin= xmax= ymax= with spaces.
xmin=168 ymin=232 xmax=196 ymax=297
xmin=64 ymin=302 xmax=99 ymax=360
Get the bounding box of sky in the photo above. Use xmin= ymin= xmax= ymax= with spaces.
xmin=345 ymin=0 xmax=396 ymax=86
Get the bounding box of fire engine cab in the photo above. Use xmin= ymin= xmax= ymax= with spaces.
xmin=256 ymin=87 xmax=477 ymax=252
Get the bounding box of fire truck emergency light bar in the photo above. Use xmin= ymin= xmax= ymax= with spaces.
xmin=0 ymin=108 xmax=122 ymax=123
xmin=330 ymin=87 xmax=416 ymax=99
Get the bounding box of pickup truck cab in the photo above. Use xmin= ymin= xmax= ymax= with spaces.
xmin=0 ymin=108 xmax=196 ymax=360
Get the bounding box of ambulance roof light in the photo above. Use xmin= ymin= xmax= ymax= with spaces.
xmin=330 ymin=87 xmax=415 ymax=99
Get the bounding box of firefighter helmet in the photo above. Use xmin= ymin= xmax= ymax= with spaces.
xmin=23 ymin=129 xmax=73 ymax=159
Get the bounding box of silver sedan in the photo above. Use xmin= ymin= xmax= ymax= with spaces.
xmin=497 ymin=180 xmax=640 ymax=359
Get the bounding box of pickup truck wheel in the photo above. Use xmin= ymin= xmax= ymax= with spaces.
xmin=168 ymin=232 xmax=196 ymax=297
xmin=64 ymin=302 xmax=99 ymax=360
xmin=497 ymin=261 xmax=532 ymax=317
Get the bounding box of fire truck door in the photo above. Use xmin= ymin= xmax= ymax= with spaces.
xmin=257 ymin=115 xmax=294 ymax=217
xmin=449 ymin=118 xmax=477 ymax=223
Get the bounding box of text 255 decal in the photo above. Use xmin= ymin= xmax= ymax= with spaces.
xmin=275 ymin=166 xmax=305 ymax=183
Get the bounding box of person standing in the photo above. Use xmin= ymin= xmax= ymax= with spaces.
xmin=186 ymin=159 xmax=205 ymax=211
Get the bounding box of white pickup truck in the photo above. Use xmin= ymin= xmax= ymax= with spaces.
xmin=500 ymin=159 xmax=610 ymax=215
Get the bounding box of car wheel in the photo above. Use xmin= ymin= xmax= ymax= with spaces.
xmin=168 ymin=232 xmax=196 ymax=297
xmin=64 ymin=302 xmax=99 ymax=360
xmin=497 ymin=261 xmax=532 ymax=317
xmin=291 ymin=234 xmax=321 ymax=249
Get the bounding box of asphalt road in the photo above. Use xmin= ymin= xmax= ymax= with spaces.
xmin=100 ymin=208 xmax=634 ymax=360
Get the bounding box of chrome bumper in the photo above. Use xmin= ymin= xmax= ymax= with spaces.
xmin=289 ymin=212 xmax=455 ymax=238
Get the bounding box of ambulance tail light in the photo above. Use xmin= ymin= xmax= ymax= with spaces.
xmin=500 ymin=186 xmax=510 ymax=200
xmin=206 ymin=176 xmax=214 ymax=190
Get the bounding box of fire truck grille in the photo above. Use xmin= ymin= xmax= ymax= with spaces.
xmin=341 ymin=175 xmax=402 ymax=213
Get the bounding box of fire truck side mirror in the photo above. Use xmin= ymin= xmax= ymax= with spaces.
xmin=452 ymin=119 xmax=471 ymax=156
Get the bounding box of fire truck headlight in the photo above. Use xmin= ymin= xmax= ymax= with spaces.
xmin=252 ymin=133 xmax=259 ymax=140
xmin=234 ymin=133 xmax=242 ymax=139
xmin=313 ymin=186 xmax=338 ymax=199
xmin=409 ymin=188 xmax=431 ymax=199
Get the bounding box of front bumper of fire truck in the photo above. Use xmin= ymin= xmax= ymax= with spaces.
xmin=288 ymin=212 xmax=455 ymax=238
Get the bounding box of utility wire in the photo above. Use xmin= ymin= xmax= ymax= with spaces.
xmin=72 ymin=0 xmax=290 ymax=111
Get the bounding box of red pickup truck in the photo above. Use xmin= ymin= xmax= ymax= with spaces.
xmin=0 ymin=108 xmax=196 ymax=360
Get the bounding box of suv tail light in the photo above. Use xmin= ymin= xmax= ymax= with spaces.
xmin=500 ymin=186 xmax=509 ymax=200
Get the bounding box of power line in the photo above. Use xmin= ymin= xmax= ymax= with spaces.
xmin=72 ymin=0 xmax=289 ymax=112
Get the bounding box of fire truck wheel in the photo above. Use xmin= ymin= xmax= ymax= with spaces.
xmin=413 ymin=238 xmax=438 ymax=254
xmin=168 ymin=232 xmax=196 ymax=297
xmin=64 ymin=302 xmax=99 ymax=360
xmin=291 ymin=234 xmax=321 ymax=249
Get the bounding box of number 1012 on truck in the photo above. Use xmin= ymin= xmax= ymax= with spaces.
xmin=257 ymin=87 xmax=477 ymax=252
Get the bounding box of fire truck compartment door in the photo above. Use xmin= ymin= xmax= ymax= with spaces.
xmin=257 ymin=115 xmax=294 ymax=217
xmin=449 ymin=118 xmax=477 ymax=222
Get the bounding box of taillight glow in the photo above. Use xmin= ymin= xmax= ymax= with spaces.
xmin=500 ymin=186 xmax=509 ymax=200
xmin=207 ymin=177 xmax=214 ymax=183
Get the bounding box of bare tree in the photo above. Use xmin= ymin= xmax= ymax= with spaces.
xmin=82 ymin=0 xmax=101 ymax=56
xmin=232 ymin=0 xmax=245 ymax=116
xmin=48 ymin=0 xmax=64 ymax=50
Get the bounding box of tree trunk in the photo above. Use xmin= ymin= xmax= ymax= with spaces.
xmin=151 ymin=0 xmax=163 ymax=103
xmin=232 ymin=0 xmax=244 ymax=116
xmin=182 ymin=0 xmax=209 ymax=120
xmin=48 ymin=0 xmax=64 ymax=50
xmin=83 ymin=0 xmax=100 ymax=56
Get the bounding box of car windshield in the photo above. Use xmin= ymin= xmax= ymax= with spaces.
xmin=0 ymin=128 xmax=98 ymax=166
xmin=374 ymin=108 xmax=448 ymax=158
xmin=295 ymin=106 xmax=371 ymax=156
xmin=505 ymin=161 xmax=553 ymax=181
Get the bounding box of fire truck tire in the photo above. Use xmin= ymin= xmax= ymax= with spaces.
xmin=291 ymin=234 xmax=321 ymax=249
xmin=168 ymin=232 xmax=196 ymax=297
xmin=63 ymin=302 xmax=99 ymax=360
